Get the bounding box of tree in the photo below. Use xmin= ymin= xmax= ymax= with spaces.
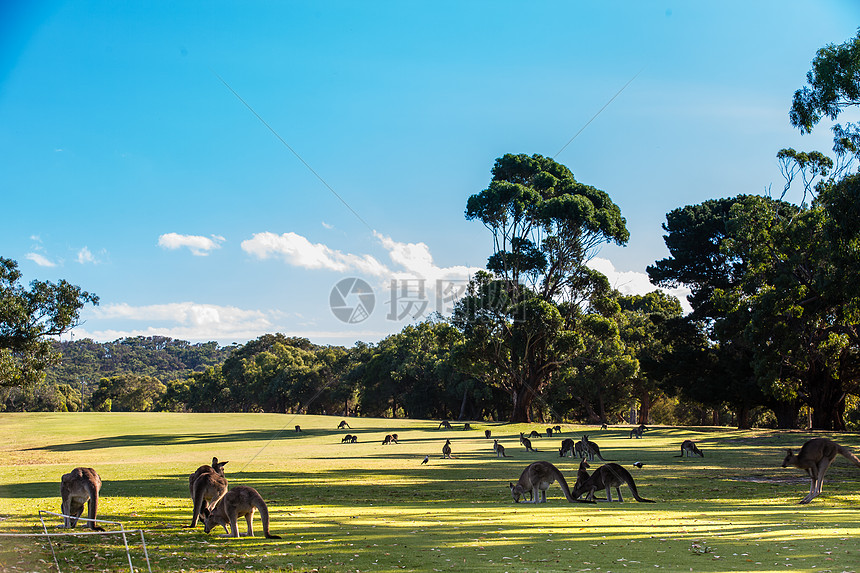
xmin=0 ymin=257 xmax=98 ymax=388
xmin=455 ymin=154 xmax=629 ymax=422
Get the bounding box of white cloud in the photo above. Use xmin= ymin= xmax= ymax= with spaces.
xmin=77 ymin=247 xmax=96 ymax=264
xmin=587 ymin=257 xmax=691 ymax=313
xmin=321 ymin=221 xmax=334 ymax=230
xmin=25 ymin=252 xmax=56 ymax=267
xmin=158 ymin=233 xmax=224 ymax=256
xmin=242 ymin=231 xmax=389 ymax=276
xmin=373 ymin=231 xmax=480 ymax=284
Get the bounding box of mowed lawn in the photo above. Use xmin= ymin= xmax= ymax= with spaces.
xmin=0 ymin=413 xmax=859 ymax=572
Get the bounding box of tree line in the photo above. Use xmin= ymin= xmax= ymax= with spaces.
xmin=2 ymin=31 xmax=860 ymax=430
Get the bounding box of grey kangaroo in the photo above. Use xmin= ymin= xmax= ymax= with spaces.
xmin=559 ymin=438 xmax=576 ymax=457
xmin=189 ymin=457 xmax=228 ymax=528
xmin=203 ymin=485 xmax=281 ymax=539
xmin=442 ymin=439 xmax=453 ymax=458
xmin=510 ymin=461 xmax=591 ymax=504
xmin=680 ymin=440 xmax=704 ymax=457
xmin=571 ymin=463 xmax=655 ymax=503
xmin=630 ymin=424 xmax=646 ymax=438
xmin=493 ymin=439 xmax=508 ymax=458
xmin=782 ymin=438 xmax=860 ymax=504
xmin=61 ymin=467 xmax=104 ymax=530
xmin=520 ymin=433 xmax=537 ymax=452
xmin=580 ymin=435 xmax=609 ymax=461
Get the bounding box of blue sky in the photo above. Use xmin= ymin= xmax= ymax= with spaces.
xmin=1 ymin=2 xmax=858 ymax=347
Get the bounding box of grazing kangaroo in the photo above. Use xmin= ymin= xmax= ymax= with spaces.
xmin=571 ymin=463 xmax=655 ymax=503
xmin=442 ymin=439 xmax=453 ymax=458
xmin=782 ymin=438 xmax=860 ymax=504
xmin=519 ymin=433 xmax=537 ymax=452
xmin=203 ymin=486 xmax=281 ymax=539
xmin=529 ymin=430 xmax=543 ymax=438
xmin=485 ymin=429 xmax=492 ymax=439
xmin=382 ymin=434 xmax=398 ymax=445
xmin=630 ymin=424 xmax=646 ymax=438
xmin=553 ymin=425 xmax=562 ymax=433
xmin=509 ymin=461 xmax=591 ymax=503
xmin=438 ymin=420 xmax=452 ymax=430
xmin=680 ymin=440 xmax=704 ymax=457
xmin=559 ymin=438 xmax=576 ymax=457
xmin=338 ymin=420 xmax=351 ymax=429
xmin=493 ymin=439 xmax=508 ymax=458
xmin=580 ymin=435 xmax=609 ymax=461
xmin=189 ymin=457 xmax=228 ymax=528
xmin=60 ymin=467 xmax=104 ymax=530
xmin=342 ymin=434 xmax=354 ymax=443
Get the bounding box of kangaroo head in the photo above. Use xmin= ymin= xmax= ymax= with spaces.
xmin=212 ymin=458 xmax=228 ymax=474
xmin=509 ymin=482 xmax=523 ymax=503
xmin=781 ymin=449 xmax=795 ymax=467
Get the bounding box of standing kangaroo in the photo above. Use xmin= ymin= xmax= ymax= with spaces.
xmin=60 ymin=467 xmax=104 ymax=530
xmin=485 ymin=429 xmax=492 ymax=439
xmin=189 ymin=457 xmax=228 ymax=528
xmin=571 ymin=463 xmax=655 ymax=503
xmin=573 ymin=459 xmax=591 ymax=492
xmin=630 ymin=424 xmax=646 ymax=439
xmin=509 ymin=461 xmax=591 ymax=503
xmin=559 ymin=438 xmax=576 ymax=457
xmin=680 ymin=440 xmax=704 ymax=457
xmin=203 ymin=486 xmax=281 ymax=539
xmin=442 ymin=439 xmax=453 ymax=458
xmin=782 ymin=438 xmax=860 ymax=504
xmin=493 ymin=439 xmax=508 ymax=458
xmin=580 ymin=435 xmax=609 ymax=461
xmin=519 ymin=433 xmax=537 ymax=452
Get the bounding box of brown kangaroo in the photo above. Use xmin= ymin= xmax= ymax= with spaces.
xmin=442 ymin=439 xmax=453 ymax=458
xmin=493 ymin=439 xmax=508 ymax=458
xmin=509 ymin=461 xmax=592 ymax=504
xmin=338 ymin=420 xmax=351 ymax=429
xmin=782 ymin=438 xmax=860 ymax=504
xmin=203 ymin=486 xmax=281 ymax=539
xmin=519 ymin=433 xmax=537 ymax=452
xmin=485 ymin=429 xmax=492 ymax=439
xmin=580 ymin=435 xmax=610 ymax=461
xmin=382 ymin=434 xmax=398 ymax=445
xmin=189 ymin=457 xmax=228 ymax=528
xmin=680 ymin=440 xmax=704 ymax=457
xmin=61 ymin=467 xmax=104 ymax=530
xmin=571 ymin=463 xmax=655 ymax=503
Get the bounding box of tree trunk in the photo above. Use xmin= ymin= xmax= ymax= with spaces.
xmin=735 ymin=403 xmax=751 ymax=430
xmin=458 ymin=387 xmax=469 ymax=421
xmin=771 ymin=399 xmax=800 ymax=429
xmin=510 ymin=384 xmax=534 ymax=423
xmin=806 ymin=363 xmax=846 ymax=431
xmin=637 ymin=391 xmax=651 ymax=425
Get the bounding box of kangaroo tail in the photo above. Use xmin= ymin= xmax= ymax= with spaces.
xmin=627 ymin=479 xmax=656 ymax=503
xmin=191 ymin=480 xmax=206 ymax=527
xmin=257 ymin=500 xmax=281 ymax=539
xmin=837 ymin=445 xmax=860 ymax=468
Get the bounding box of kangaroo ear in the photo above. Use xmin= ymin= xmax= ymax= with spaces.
xmin=212 ymin=457 xmax=219 ymax=466
xmin=785 ymin=448 xmax=793 ymax=455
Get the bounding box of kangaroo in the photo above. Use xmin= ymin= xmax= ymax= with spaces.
xmin=580 ymin=435 xmax=609 ymax=461
xmin=442 ymin=439 xmax=453 ymax=458
xmin=680 ymin=440 xmax=704 ymax=457
xmin=382 ymin=434 xmax=398 ymax=445
xmin=509 ymin=461 xmax=591 ymax=503
xmin=553 ymin=425 xmax=562 ymax=433
xmin=519 ymin=433 xmax=537 ymax=452
xmin=600 ymin=422 xmax=608 ymax=430
xmin=546 ymin=427 xmax=553 ymax=437
xmin=338 ymin=420 xmax=351 ymax=429
xmin=529 ymin=430 xmax=543 ymax=438
xmin=189 ymin=457 xmax=228 ymax=528
xmin=60 ymin=467 xmax=104 ymax=530
xmin=295 ymin=425 xmax=301 ymax=432
xmin=438 ymin=420 xmax=452 ymax=430
xmin=571 ymin=463 xmax=655 ymax=503
xmin=782 ymin=438 xmax=860 ymax=504
xmin=573 ymin=459 xmax=591 ymax=492
xmin=349 ymin=435 xmax=358 ymax=443
xmin=630 ymin=424 xmax=646 ymax=439
xmin=203 ymin=486 xmax=281 ymax=539
xmin=493 ymin=439 xmax=508 ymax=458
xmin=485 ymin=429 xmax=492 ymax=439
xmin=342 ymin=434 xmax=354 ymax=443
xmin=464 ymin=423 xmax=472 ymax=430
xmin=559 ymin=438 xmax=576 ymax=457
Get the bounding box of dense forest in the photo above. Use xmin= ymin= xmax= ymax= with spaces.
xmin=3 ymin=32 xmax=860 ymax=431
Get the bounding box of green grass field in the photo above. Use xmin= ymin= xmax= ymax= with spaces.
xmin=0 ymin=413 xmax=858 ymax=572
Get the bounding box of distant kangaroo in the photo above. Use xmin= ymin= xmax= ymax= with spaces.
xmin=295 ymin=425 xmax=301 ymax=432
xmin=382 ymin=434 xmax=398 ymax=445
xmin=529 ymin=430 xmax=543 ymax=438
xmin=203 ymin=486 xmax=281 ymax=539
xmin=342 ymin=434 xmax=354 ymax=443
xmin=189 ymin=457 xmax=228 ymax=528
xmin=60 ymin=467 xmax=104 ymax=530
xmin=438 ymin=420 xmax=452 ymax=430
xmin=553 ymin=425 xmax=562 ymax=433
xmin=630 ymin=424 xmax=646 ymax=439
xmin=571 ymin=463 xmax=655 ymax=503
xmin=509 ymin=461 xmax=591 ymax=504
xmin=442 ymin=439 xmax=453 ymax=458
xmin=485 ymin=429 xmax=492 ymax=439
xmin=580 ymin=435 xmax=609 ymax=461
xmin=782 ymin=438 xmax=860 ymax=504
xmin=464 ymin=423 xmax=472 ymax=430
xmin=519 ymin=433 xmax=537 ymax=452
xmin=559 ymin=438 xmax=576 ymax=457
xmin=338 ymin=420 xmax=351 ymax=429
xmin=546 ymin=427 xmax=553 ymax=437
xmin=493 ymin=439 xmax=508 ymax=458
xmin=680 ymin=440 xmax=704 ymax=457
